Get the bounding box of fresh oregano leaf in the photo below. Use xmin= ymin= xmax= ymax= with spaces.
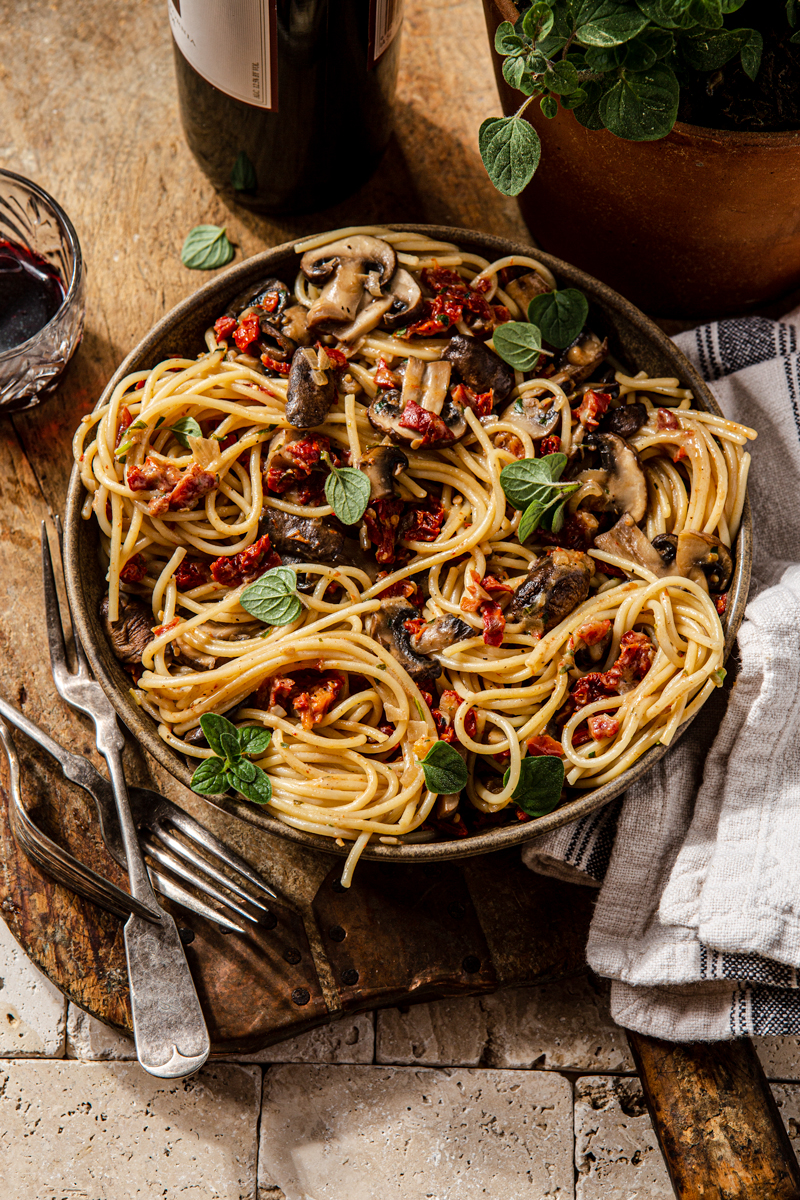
xmin=233 ymin=762 xmax=273 ymax=805
xmin=740 ymin=28 xmax=763 ymax=79
xmin=324 ymin=464 xmax=371 ymax=525
xmin=578 ymin=9 xmax=649 ymax=47
xmin=181 ymin=224 xmax=235 ymax=270
xmin=199 ymin=712 xmax=240 ymax=759
xmin=238 ymin=726 xmax=273 ymax=757
xmin=190 ymin=756 xmax=229 ymax=795
xmin=500 ymin=452 xmax=569 ymax=508
xmin=528 ymin=288 xmax=589 ymax=349
xmin=240 ymin=565 xmax=302 ymax=626
xmin=420 ymin=740 xmax=469 ymax=795
xmin=598 ymin=63 xmax=679 ymax=141
xmin=540 ymin=93 xmax=559 ymax=119
xmin=220 ymin=731 xmax=241 ymax=762
xmin=232 ymin=757 xmax=257 ymax=784
xmin=503 ymin=755 xmax=564 ymax=817
xmin=169 ymin=415 xmax=203 ymax=449
xmin=495 ymin=20 xmax=524 ymax=54
xmin=492 ymin=321 xmax=543 ymax=371
xmin=230 ymin=150 xmax=257 ymax=193
xmin=544 ymin=59 xmax=579 ymax=95
xmin=523 ymin=1 xmax=555 ymax=39
xmin=479 ymin=116 xmax=541 ymax=197
xmin=518 ymin=500 xmax=546 ymax=543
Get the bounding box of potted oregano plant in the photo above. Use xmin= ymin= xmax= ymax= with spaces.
xmin=480 ymin=0 xmax=800 ymax=316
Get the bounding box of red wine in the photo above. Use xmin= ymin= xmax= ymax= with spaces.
xmin=169 ymin=0 xmax=403 ymax=215
xmin=0 ymin=240 xmax=65 ymax=353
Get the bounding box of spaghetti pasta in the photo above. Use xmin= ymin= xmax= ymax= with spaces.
xmin=74 ymin=227 xmax=756 ymax=884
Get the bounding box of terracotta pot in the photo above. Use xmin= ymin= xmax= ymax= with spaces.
xmin=482 ymin=0 xmax=800 ymax=318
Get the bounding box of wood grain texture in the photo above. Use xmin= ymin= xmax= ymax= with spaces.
xmin=629 ymin=1032 xmax=800 ymax=1200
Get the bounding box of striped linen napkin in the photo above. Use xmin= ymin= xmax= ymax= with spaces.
xmin=523 ymin=309 xmax=800 ymax=1040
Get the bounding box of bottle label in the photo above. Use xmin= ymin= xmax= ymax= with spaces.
xmin=369 ymin=0 xmax=404 ymax=68
xmin=168 ymin=0 xmax=278 ymax=110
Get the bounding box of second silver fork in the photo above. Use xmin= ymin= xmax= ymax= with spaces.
xmin=42 ymin=523 xmax=210 ymax=1080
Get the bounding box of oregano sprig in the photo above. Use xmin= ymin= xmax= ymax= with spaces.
xmin=420 ymin=741 xmax=469 ymax=795
xmin=322 ymin=452 xmax=371 ymax=525
xmin=500 ymin=452 xmax=580 ymax=540
xmin=190 ymin=713 xmax=273 ymax=804
xmin=503 ymin=753 xmax=564 ymax=818
xmin=240 ymin=566 xmax=302 ymax=626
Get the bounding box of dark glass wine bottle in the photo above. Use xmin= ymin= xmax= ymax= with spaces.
xmin=169 ymin=0 xmax=403 ymax=215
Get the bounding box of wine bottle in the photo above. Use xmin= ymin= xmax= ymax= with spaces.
xmin=169 ymin=0 xmax=404 ymax=215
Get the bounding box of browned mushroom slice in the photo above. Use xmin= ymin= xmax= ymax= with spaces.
xmin=575 ymin=432 xmax=648 ymax=524
xmin=100 ymin=593 xmax=154 ymax=665
xmin=553 ymin=332 xmax=608 ymax=387
xmin=285 ymin=346 xmax=337 ymax=428
xmin=675 ymin=531 xmax=733 ymax=593
xmin=602 ymin=401 xmax=647 ymax=438
xmin=594 ymin=514 xmax=671 ymax=577
xmin=504 ymin=270 xmax=552 ymax=312
xmin=358 ymin=444 xmax=408 ymax=501
xmin=300 ymin=236 xmax=397 ymax=333
xmin=367 ymin=361 xmax=467 ymax=449
xmin=366 ymin=598 xmax=442 ymax=682
xmin=227 ymin=278 xmax=290 ymax=320
xmin=382 ymin=268 xmax=424 ymax=331
xmin=502 ymin=395 xmax=560 ymax=441
xmin=260 ymin=508 xmax=345 ymax=565
xmin=280 ymin=304 xmax=313 ymax=346
xmin=408 ymin=614 xmax=473 ymax=655
xmin=506 ymin=550 xmax=593 ymax=635
xmin=443 ymin=333 xmax=515 ymax=402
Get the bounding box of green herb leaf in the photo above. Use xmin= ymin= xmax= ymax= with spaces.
xmin=544 ymin=59 xmax=579 ymax=95
xmin=503 ymin=754 xmax=564 ymax=817
xmin=528 ymin=288 xmax=589 ymax=349
xmin=540 ymin=93 xmax=559 ymax=119
xmin=190 ymin=756 xmax=230 ymax=796
xmin=503 ymin=54 xmax=530 ymax=91
xmin=578 ymin=9 xmax=649 ymax=47
xmin=518 ymin=500 xmax=545 ymax=543
xmin=238 ymin=726 xmax=273 ymax=757
xmin=500 ymin=452 xmax=569 ymax=508
xmin=230 ymin=150 xmax=257 ymax=193
xmin=199 ymin=712 xmax=241 ymax=759
xmin=523 ymin=1 xmax=554 ymax=39
xmin=220 ymin=731 xmax=240 ymax=762
xmin=181 ymin=224 xmax=235 ymax=271
xmin=572 ymin=79 xmax=607 ymax=130
xmin=680 ymin=28 xmax=748 ymax=70
xmin=492 ymin=321 xmax=543 ymax=371
xmin=233 ymin=762 xmax=273 ymax=805
xmin=598 ymin=63 xmax=679 ymax=142
xmin=421 ymin=741 xmax=469 ymax=795
xmin=130 ymin=419 xmax=148 ymax=430
xmin=740 ymin=28 xmax=763 ymax=79
xmin=495 ymin=20 xmax=524 ymax=54
xmin=168 ymin=415 xmax=203 ymax=449
xmin=325 ymin=465 xmax=371 ymax=526
xmin=232 ymin=757 xmax=257 ymax=783
xmin=479 ymin=116 xmax=541 ymax=197
xmin=240 ymin=565 xmax=302 ymax=626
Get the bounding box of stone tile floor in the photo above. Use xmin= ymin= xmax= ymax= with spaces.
xmin=3 ymin=915 xmax=800 ymax=1199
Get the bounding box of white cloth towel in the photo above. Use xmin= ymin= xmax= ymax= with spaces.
xmin=523 ymin=310 xmax=800 ymax=1039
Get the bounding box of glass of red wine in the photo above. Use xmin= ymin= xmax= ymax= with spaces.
xmin=0 ymin=169 xmax=85 ymax=412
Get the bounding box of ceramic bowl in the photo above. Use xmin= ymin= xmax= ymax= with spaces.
xmin=63 ymin=224 xmax=751 ymax=862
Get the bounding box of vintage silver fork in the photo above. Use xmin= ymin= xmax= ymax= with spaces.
xmin=41 ymin=524 xmax=210 ymax=1080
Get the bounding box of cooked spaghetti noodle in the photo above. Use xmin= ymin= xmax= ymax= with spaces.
xmin=74 ymin=227 xmax=756 ymax=884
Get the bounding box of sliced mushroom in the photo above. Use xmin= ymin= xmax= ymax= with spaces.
xmin=100 ymin=593 xmax=154 ymax=665
xmin=502 ymin=395 xmax=560 ymax=441
xmin=506 ymin=550 xmax=593 ymax=635
xmin=675 ymin=531 xmax=733 ymax=593
xmin=358 ymin=444 xmax=408 ymax=501
xmin=366 ymin=598 xmax=442 ymax=682
xmin=504 ymin=270 xmax=552 ymax=312
xmin=228 ymin=277 xmax=290 ymax=320
xmin=575 ymin=432 xmax=648 ymax=524
xmin=285 ymin=346 xmax=337 ymax=428
xmin=408 ymin=614 xmax=473 ymax=656
xmin=594 ymin=514 xmax=671 ymax=577
xmin=367 ymin=388 xmax=467 ymax=448
xmin=280 ymin=304 xmax=313 ymax=346
xmin=260 ymin=508 xmax=345 ymax=565
xmin=443 ymin=334 xmax=514 ymax=402
xmin=652 ymin=532 xmax=677 ymax=565
xmin=602 ymin=401 xmax=647 ymax=439
xmin=553 ymin=332 xmax=608 ymax=386
xmin=301 ymin=236 xmax=396 ymax=333
xmin=382 ymin=268 xmax=424 ymax=331
xmin=258 ymin=320 xmax=296 ymax=365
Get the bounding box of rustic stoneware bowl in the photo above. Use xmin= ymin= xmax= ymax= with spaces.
xmin=64 ymin=224 xmax=751 ymax=862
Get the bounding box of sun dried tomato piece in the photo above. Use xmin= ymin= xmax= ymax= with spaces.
xmin=175 ymin=559 xmax=212 ymax=591
xmin=214 ymin=315 xmax=237 ymax=340
xmin=480 ymin=601 xmax=505 ymax=647
xmin=233 ymin=315 xmax=260 ymax=353
xmin=115 ymin=406 xmax=134 ymax=448
xmin=657 ymin=408 xmax=680 ymax=431
xmin=587 ymin=713 xmax=620 ymax=740
xmin=400 ymin=504 xmax=446 ymax=542
xmin=374 ymin=358 xmax=400 ymax=389
xmin=539 ymin=435 xmax=561 ymax=456
xmin=210 ymin=534 xmax=280 ymax=587
xmin=119 ymin=552 xmax=146 ymax=584
xmin=575 ymin=390 xmax=612 ymax=430
xmin=715 ymin=592 xmax=728 ymax=616
xmin=398 ymin=400 xmax=454 ymax=446
xmin=527 ymin=734 xmax=565 ymax=758
xmin=451 ymin=382 xmax=493 ymax=418
xmin=364 ymin=498 xmax=404 ymax=564
xmin=261 ymin=354 xmax=292 ymax=375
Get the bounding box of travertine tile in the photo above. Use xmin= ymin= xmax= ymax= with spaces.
xmin=771 ymin=1083 xmax=800 ymax=1146
xmin=67 ymin=1005 xmax=134 ymax=1060
xmin=377 ymin=976 xmax=632 ymax=1071
xmin=758 ymin=1038 xmax=800 ymax=1080
xmin=258 ymin=1064 xmax=574 ymax=1200
xmin=67 ymin=1005 xmax=374 ymax=1064
xmin=574 ymin=1076 xmax=671 ymax=1199
xmin=0 ymin=1060 xmax=260 ymax=1199
xmin=0 ymin=916 xmax=66 ymax=1057
xmin=236 ymin=1012 xmax=374 ymax=1063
